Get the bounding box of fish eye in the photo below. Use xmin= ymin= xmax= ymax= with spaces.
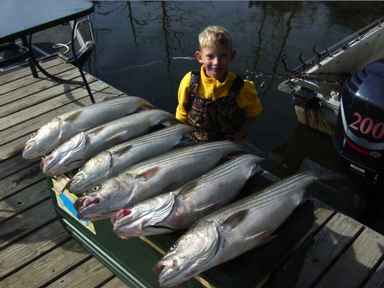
xmin=92 ymin=185 xmax=102 ymax=192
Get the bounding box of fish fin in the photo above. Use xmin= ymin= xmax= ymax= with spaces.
xmin=176 ymin=134 xmax=194 ymax=148
xmin=62 ymin=111 xmax=82 ymax=122
xmin=239 ymin=142 xmax=265 ymax=157
xmin=222 ymin=210 xmax=248 ymax=230
xmin=140 ymin=102 xmax=155 ymax=110
xmin=249 ymin=164 xmax=263 ymax=178
xmin=114 ymin=144 xmax=132 ymax=157
xmin=135 ymin=166 xmax=160 ymax=181
xmin=299 ymin=158 xmax=346 ymax=181
xmin=245 ymin=230 xmax=276 ymax=244
xmin=161 ymin=119 xmax=178 ymax=127
xmin=106 ymin=131 xmax=131 ymax=146
xmin=194 ymin=202 xmax=218 ymax=213
xmin=90 ymin=126 xmax=105 ymax=135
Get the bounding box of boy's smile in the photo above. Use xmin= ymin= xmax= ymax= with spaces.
xmin=195 ymin=46 xmax=235 ymax=82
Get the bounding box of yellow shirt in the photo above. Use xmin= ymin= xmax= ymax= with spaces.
xmin=175 ymin=66 xmax=263 ymax=123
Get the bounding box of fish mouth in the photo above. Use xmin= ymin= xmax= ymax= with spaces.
xmin=41 ymin=154 xmax=56 ymax=174
xmin=69 ymin=152 xmax=113 ymax=193
xmin=157 ymin=221 xmax=222 ymax=286
xmin=70 ymin=171 xmax=86 ymax=185
xmin=156 ymin=258 xmax=181 ymax=287
xmin=111 ymin=208 xmax=132 ymax=225
xmin=41 ymin=133 xmax=87 ymax=175
xmin=69 ymin=171 xmax=89 ymax=194
xmin=75 ymin=196 xmax=101 ymax=218
xmin=154 ymin=262 xmax=166 ymax=275
xmin=22 ymin=139 xmax=38 ymax=159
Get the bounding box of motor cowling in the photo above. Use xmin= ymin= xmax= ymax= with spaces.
xmin=334 ymin=60 xmax=384 ymax=184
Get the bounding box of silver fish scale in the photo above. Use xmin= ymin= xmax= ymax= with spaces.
xmin=207 ymin=173 xmax=316 ymax=223
xmin=125 ymin=141 xmax=241 ymax=174
xmin=176 ymin=154 xmax=261 ymax=194
xmin=87 ymin=109 xmax=170 ymax=137
xmin=109 ymin=124 xmax=191 ymax=150
xmin=58 ymin=96 xmax=148 ymax=122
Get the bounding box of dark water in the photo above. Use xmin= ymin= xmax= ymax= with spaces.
xmin=85 ymin=1 xmax=384 ymax=224
xmin=88 ymin=1 xmax=382 ymax=152
xmin=82 ymin=1 xmax=384 ymax=223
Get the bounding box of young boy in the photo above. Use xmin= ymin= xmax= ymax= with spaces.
xmin=176 ymin=25 xmax=263 ymax=142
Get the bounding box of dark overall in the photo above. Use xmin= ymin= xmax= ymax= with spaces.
xmin=184 ymin=71 xmax=246 ymax=142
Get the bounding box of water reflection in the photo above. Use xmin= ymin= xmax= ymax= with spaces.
xmin=89 ymin=0 xmax=382 ymax=164
xmin=125 ymin=2 xmax=137 ymax=46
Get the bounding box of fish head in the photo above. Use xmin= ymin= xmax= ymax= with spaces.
xmin=75 ymin=177 xmax=136 ymax=220
xmin=156 ymin=221 xmax=221 ymax=287
xmin=23 ymin=119 xmax=62 ymax=159
xmin=112 ymin=193 xmax=176 ymax=238
xmin=41 ymin=132 xmax=88 ymax=176
xmin=69 ymin=151 xmax=113 ymax=194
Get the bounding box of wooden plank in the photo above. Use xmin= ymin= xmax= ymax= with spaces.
xmin=295 ymin=213 xmax=363 ymax=288
xmin=0 ymin=155 xmax=36 ymax=181
xmin=0 ymin=66 xmax=81 ymax=109
xmin=0 ymin=57 xmax=63 ymax=86
xmin=364 ymin=259 xmax=384 ymax=288
xmin=0 ymin=62 xmax=74 ymax=96
xmin=0 ymin=79 xmax=109 ymax=131
xmin=0 ymin=137 xmax=31 ymax=161
xmin=0 ymin=220 xmax=70 ymax=279
xmin=0 ymin=239 xmax=89 ymax=288
xmin=0 ymin=179 xmax=49 ymax=221
xmin=0 ymin=163 xmax=44 ymax=200
xmin=0 ymin=71 xmax=95 ymax=116
xmin=0 ymin=199 xmax=57 ymax=249
xmin=100 ymin=277 xmax=129 ymax=288
xmin=265 ymin=202 xmax=335 ymax=287
xmin=45 ymin=257 xmax=115 ymax=288
xmin=315 ymin=227 xmax=384 ymax=288
xmin=285 ymin=202 xmax=336 ymax=255
xmin=0 ymin=86 xmax=124 ymax=146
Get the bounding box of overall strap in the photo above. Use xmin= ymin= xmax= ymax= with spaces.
xmin=184 ymin=71 xmax=200 ymax=112
xmin=227 ymin=75 xmax=244 ymax=99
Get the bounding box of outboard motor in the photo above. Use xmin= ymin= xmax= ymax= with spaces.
xmin=334 ymin=60 xmax=384 ymax=184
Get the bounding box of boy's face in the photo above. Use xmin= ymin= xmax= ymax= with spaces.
xmin=195 ymin=45 xmax=235 ymax=81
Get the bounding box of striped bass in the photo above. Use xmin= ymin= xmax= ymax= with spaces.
xmin=75 ymin=141 xmax=247 ymax=220
xmin=42 ymin=109 xmax=174 ymax=176
xmin=112 ymin=154 xmax=264 ymax=238
xmin=69 ymin=124 xmax=193 ymax=194
xmin=23 ymin=96 xmax=152 ymax=159
xmin=156 ymin=172 xmax=318 ymax=287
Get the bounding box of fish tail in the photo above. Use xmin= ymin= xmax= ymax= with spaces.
xmin=299 ymin=158 xmax=346 ymax=182
xmin=239 ymin=142 xmax=265 ymax=157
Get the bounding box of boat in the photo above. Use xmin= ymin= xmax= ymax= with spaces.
xmin=278 ymin=17 xmax=384 ymax=184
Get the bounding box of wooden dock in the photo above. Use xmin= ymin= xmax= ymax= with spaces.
xmin=0 ymin=56 xmax=384 ymax=288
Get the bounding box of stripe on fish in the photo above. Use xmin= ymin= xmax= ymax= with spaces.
xmin=23 ymin=96 xmax=152 ymax=159
xmin=69 ymin=124 xmax=192 ymax=194
xmin=112 ymin=154 xmax=264 ymax=238
xmin=156 ymin=171 xmax=321 ymax=287
xmin=76 ymin=140 xmax=247 ymax=220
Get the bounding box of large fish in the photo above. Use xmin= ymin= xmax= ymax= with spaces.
xmin=75 ymin=141 xmax=248 ymax=220
xmin=155 ymin=172 xmax=320 ymax=287
xmin=69 ymin=124 xmax=193 ymax=194
xmin=112 ymin=154 xmax=264 ymax=238
xmin=23 ymin=96 xmax=152 ymax=159
xmin=41 ymin=109 xmax=174 ymax=176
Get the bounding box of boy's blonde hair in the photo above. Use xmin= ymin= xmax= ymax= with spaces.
xmin=198 ymin=25 xmax=232 ymax=50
